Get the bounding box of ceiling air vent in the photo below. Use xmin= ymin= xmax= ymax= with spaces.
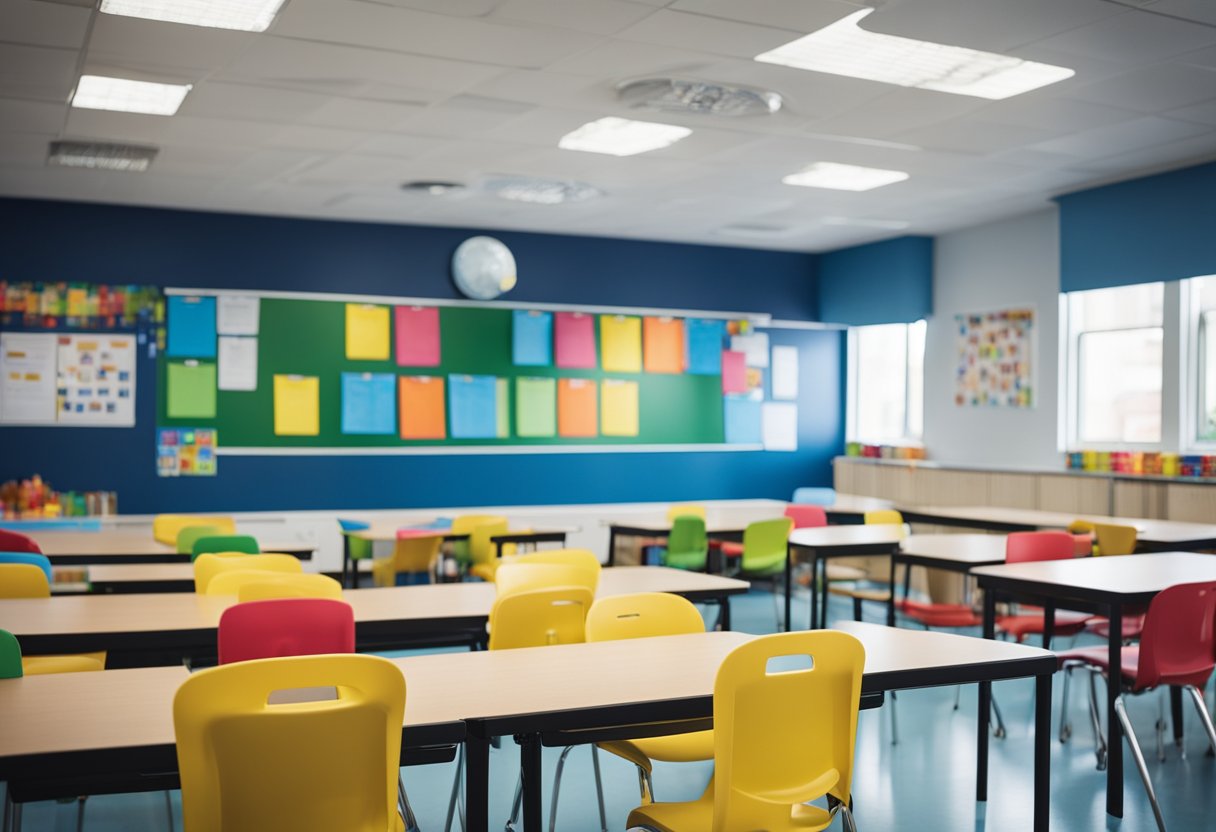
xmin=482 ymin=176 xmax=602 ymax=205
xmin=47 ymin=140 xmax=158 ymax=172
xmin=401 ymin=180 xmax=466 ymax=196
xmin=617 ymin=78 xmax=782 ymax=117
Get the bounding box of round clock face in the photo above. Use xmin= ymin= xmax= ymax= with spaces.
xmin=451 ymin=236 xmax=517 ymax=300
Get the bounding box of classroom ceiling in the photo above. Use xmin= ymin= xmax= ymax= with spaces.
xmin=0 ymin=0 xmax=1215 ymax=251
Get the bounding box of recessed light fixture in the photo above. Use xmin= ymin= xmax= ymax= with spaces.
xmin=558 ymin=116 xmax=691 ymax=157
xmin=99 ymin=0 xmax=286 ymax=32
xmin=71 ymin=75 xmax=192 ymax=116
xmin=617 ymin=78 xmax=781 ymax=117
xmin=755 ymin=9 xmax=1074 ymax=100
xmin=782 ymin=162 xmax=909 ymax=192
xmin=821 ymin=216 xmax=911 ymax=230
xmin=483 ymin=176 xmax=602 ymax=205
xmin=47 ymin=140 xmax=158 ymax=172
xmin=401 ymin=180 xmax=466 ymax=196
xmin=715 ymin=223 xmax=803 ymax=240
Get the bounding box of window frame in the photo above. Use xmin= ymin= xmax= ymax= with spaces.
xmin=846 ymin=320 xmax=925 ymax=446
xmin=1184 ymin=276 xmax=1216 ymax=450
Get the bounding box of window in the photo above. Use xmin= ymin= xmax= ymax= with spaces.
xmin=848 ymin=320 xmax=925 ymax=444
xmin=1187 ymin=275 xmax=1216 ymax=445
xmin=1065 ymin=283 xmax=1164 ymax=446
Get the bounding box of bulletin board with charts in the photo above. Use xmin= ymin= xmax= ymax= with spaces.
xmin=0 ymin=331 xmax=137 ymax=427
xmin=954 ymin=308 xmax=1034 ymax=408
xmin=156 ymin=289 xmax=806 ymax=453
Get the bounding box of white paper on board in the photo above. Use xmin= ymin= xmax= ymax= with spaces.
xmin=762 ymin=402 xmax=798 ymax=452
xmin=771 ymin=345 xmax=799 ymax=400
xmin=0 ymin=332 xmax=58 ymax=424
xmin=56 ymin=334 xmax=137 ymax=426
xmin=217 ymin=295 xmax=260 ymax=336
xmin=731 ymin=333 xmax=770 ymax=368
xmin=218 ymin=336 xmax=258 ymax=391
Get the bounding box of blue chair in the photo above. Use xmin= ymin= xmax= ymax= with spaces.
xmin=337 ymin=518 xmax=370 ymax=533
xmin=0 ymin=552 xmax=52 ymax=582
xmin=792 ymin=487 xmax=836 ymax=506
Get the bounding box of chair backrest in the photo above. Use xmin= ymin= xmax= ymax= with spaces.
xmin=585 ymin=593 xmax=705 ymax=642
xmin=1067 ymin=519 xmax=1095 ymax=534
xmin=506 ymin=548 xmax=602 ymax=577
xmin=494 ymin=561 xmax=599 ymax=597
xmin=487 ymin=586 xmax=593 ymax=651
xmin=390 ymin=534 xmax=444 ymax=574
xmin=174 ymin=654 xmax=404 ymax=832
xmin=1135 ymin=581 xmax=1216 ymax=691
xmin=740 ymin=517 xmax=794 ymax=572
xmin=153 ymin=514 xmax=236 ymax=545
xmin=0 ymin=552 xmax=52 ymax=583
xmin=468 ymin=517 xmax=510 ymax=567
xmin=711 ymin=631 xmax=864 ymax=831
xmin=0 ymin=563 xmax=51 ymax=598
xmin=192 ymin=535 xmax=261 ymax=560
xmin=0 ymin=530 xmax=40 ymax=554
xmin=784 ymin=504 xmax=828 ymax=529
xmin=1093 ymin=523 xmax=1137 ymax=556
xmin=791 ymin=487 xmax=836 ymax=506
xmin=1005 ymin=531 xmax=1077 ymax=564
xmin=864 ymin=509 xmax=903 ymax=526
xmin=666 ymin=504 xmax=706 ymax=522
xmin=176 ymin=524 xmax=221 ymax=554
xmin=0 ymin=629 xmax=23 ymax=679
xmin=664 ymin=516 xmax=708 ymax=570
xmin=337 ymin=518 xmax=370 ymax=533
xmin=218 ymin=599 xmax=355 ymax=665
xmin=234 ymin=574 xmax=345 ymax=602
xmin=194 ymin=553 xmax=302 ymax=593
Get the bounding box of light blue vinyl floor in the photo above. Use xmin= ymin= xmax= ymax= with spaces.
xmin=7 ymin=587 xmax=1216 ymax=831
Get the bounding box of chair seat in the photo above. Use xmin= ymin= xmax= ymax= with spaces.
xmin=897 ymin=599 xmax=981 ymax=629
xmin=1056 ymin=645 xmax=1140 ymax=684
xmin=469 ymin=563 xmax=497 ymax=582
xmin=599 ymin=729 xmax=714 ymax=771
xmin=627 ymin=785 xmax=833 ymax=832
xmin=996 ymin=611 xmax=1091 ymax=641
xmin=719 ymin=541 xmax=743 ymax=557
xmin=824 ymin=564 xmax=867 ymax=582
xmin=663 ymin=552 xmax=708 ymax=571
xmin=1084 ymin=614 xmax=1146 ymax=640
xmin=22 ymin=654 xmax=105 ymax=675
xmin=829 ymin=585 xmax=891 ymax=603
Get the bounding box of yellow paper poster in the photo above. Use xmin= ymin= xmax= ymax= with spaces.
xmin=345 ymin=304 xmax=390 ymax=360
xmin=601 ymin=379 xmax=639 ymax=437
xmin=600 ymin=315 xmax=641 ymax=373
xmin=274 ymin=374 xmax=320 ymax=436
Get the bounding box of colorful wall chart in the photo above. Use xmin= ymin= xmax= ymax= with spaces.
xmin=955 ymin=308 xmax=1034 ymax=408
xmin=156 ymin=428 xmax=217 ymax=477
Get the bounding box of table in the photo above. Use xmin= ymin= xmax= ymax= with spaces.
xmin=788 ymin=525 xmax=904 ymax=630
xmin=890 ymin=534 xmax=1008 ymax=623
xmin=0 ymin=567 xmax=749 ymax=663
xmin=819 ymin=493 xmax=897 ymax=522
xmin=972 ymin=552 xmax=1216 ymax=820
xmin=900 ymin=505 xmax=1216 ymax=550
xmin=457 ymin=622 xmax=1056 ymax=832
xmin=29 ymin=530 xmax=316 ymax=565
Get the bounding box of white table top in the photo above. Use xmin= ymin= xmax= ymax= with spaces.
xmin=789 ymin=524 xmax=905 ymax=548
xmin=899 ymin=534 xmax=1008 ymax=565
xmin=972 ymin=551 xmax=1216 ymax=597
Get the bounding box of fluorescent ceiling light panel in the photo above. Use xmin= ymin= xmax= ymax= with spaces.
xmin=47 ymin=140 xmax=158 ymax=172
xmin=755 ymin=9 xmax=1074 ymax=100
xmin=72 ymin=75 xmax=192 ymax=116
xmin=484 ymin=176 xmax=602 ymax=205
xmin=821 ymin=216 xmax=911 ymax=230
xmin=783 ymin=162 xmax=909 ymax=192
xmin=99 ymin=0 xmax=286 ymax=32
xmin=558 ymin=117 xmax=691 ymax=157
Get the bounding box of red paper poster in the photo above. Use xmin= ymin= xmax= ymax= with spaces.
xmin=395 ymin=306 xmax=440 ymax=367
xmin=722 ymin=350 xmax=747 ymax=394
xmin=554 ymin=312 xmax=597 ymax=369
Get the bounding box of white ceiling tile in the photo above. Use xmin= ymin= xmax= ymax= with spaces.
xmin=1031 ymin=9 xmax=1216 ymax=65
xmin=863 ymin=0 xmax=1120 ymax=52
xmin=0 ymin=130 xmax=55 ymax=166
xmin=179 ymin=81 xmax=329 ymax=123
xmin=544 ymin=38 xmax=720 ymax=78
xmin=349 ymin=132 xmax=451 ymax=158
xmin=614 ymin=9 xmax=801 ymax=58
xmin=896 ymin=120 xmax=1061 ymax=155
xmin=1148 ymin=0 xmax=1216 ymax=27
xmin=63 ymin=107 xmax=178 ymax=145
xmin=1178 ymin=44 xmax=1216 ymax=70
xmin=1067 ymin=133 xmax=1216 ymax=176
xmin=289 ymin=153 xmax=442 ymax=186
xmin=668 ymin=0 xmax=856 ymax=33
xmin=1031 ymin=116 xmax=1212 ymax=159
xmin=86 ymin=14 xmax=254 ymax=75
xmin=974 ymin=96 xmax=1141 ymax=135
xmin=1168 ymin=100 xmax=1216 ymax=127
xmin=0 ymin=97 xmax=66 ymax=135
xmin=0 ymin=0 xmax=92 ymax=50
xmin=0 ymin=43 xmax=79 ymax=102
xmin=366 ymin=0 xmax=505 ymax=16
xmin=1070 ymin=63 xmax=1216 ymax=113
xmin=302 ymin=98 xmax=425 ymax=132
xmin=391 ymin=100 xmax=538 ymax=139
xmin=491 ymin=0 xmax=659 ymax=35
xmin=466 ymin=69 xmax=604 ymax=108
xmin=808 ymin=88 xmax=990 ymax=140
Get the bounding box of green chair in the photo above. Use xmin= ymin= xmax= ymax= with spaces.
xmin=191 ymin=535 xmax=260 ymax=561
xmin=662 ymin=515 xmax=709 ymax=571
xmin=175 ymin=525 xmax=221 ymax=555
xmin=0 ymin=629 xmax=22 ymax=679
xmin=737 ymin=518 xmax=794 ymax=628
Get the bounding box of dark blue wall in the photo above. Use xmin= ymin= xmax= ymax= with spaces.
xmin=0 ymin=198 xmax=842 ymax=513
xmin=817 ymin=236 xmax=934 ymax=325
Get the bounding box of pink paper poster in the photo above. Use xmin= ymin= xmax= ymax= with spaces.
xmin=395 ymin=306 xmax=440 ymax=367
xmin=554 ymin=312 xmax=597 ymax=369
xmin=721 ymin=350 xmax=747 ymax=394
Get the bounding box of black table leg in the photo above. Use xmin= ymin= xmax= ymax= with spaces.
xmin=519 ymin=734 xmax=543 ymax=832
xmin=607 ymin=528 xmax=617 ymax=567
xmin=819 ymin=559 xmax=830 ymax=630
xmin=465 ymin=733 xmax=490 ymax=832
xmin=887 ymin=554 xmax=898 ymax=627
xmin=719 ymin=596 xmax=732 ymax=631
xmin=1170 ymin=685 xmax=1184 ymax=748
xmin=977 ymin=589 xmax=996 ymax=803
xmin=806 ymin=552 xmax=817 ymax=630
xmin=1107 ymin=603 xmax=1124 ymax=818
xmin=785 ymin=544 xmax=794 ymax=632
xmin=1043 ymin=601 xmax=1055 ymax=650
xmin=1034 ymin=673 xmax=1052 ymax=832
xmin=341 ymin=535 xmax=351 ymax=589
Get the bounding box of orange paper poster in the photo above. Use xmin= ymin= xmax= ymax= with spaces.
xmin=643 ymin=317 xmax=685 ymax=374
xmin=557 ymin=378 xmax=597 ymax=438
xmin=398 ymin=375 xmax=446 ymax=440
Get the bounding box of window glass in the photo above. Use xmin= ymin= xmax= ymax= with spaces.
xmin=851 ymin=321 xmax=924 ymax=444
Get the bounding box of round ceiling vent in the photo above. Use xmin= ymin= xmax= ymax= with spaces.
xmin=617 ymin=78 xmax=782 ymax=117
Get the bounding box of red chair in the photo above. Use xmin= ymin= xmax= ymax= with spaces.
xmin=0 ymin=529 xmax=41 ymax=554
xmin=1056 ymin=581 xmax=1216 ymax=832
xmin=995 ymin=532 xmax=1092 ymax=644
xmin=217 ymin=598 xmax=354 ymax=665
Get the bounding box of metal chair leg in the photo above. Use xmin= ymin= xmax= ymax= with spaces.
xmin=10 ymin=802 xmax=20 ymax=832
xmin=635 ymin=766 xmax=655 ymax=804
xmin=3 ymin=789 xmax=11 ymax=832
xmin=1087 ymin=670 xmax=1108 ymax=771
xmin=889 ymin=689 xmax=899 ymax=745
xmin=548 ymin=746 xmax=574 ymax=832
xmin=1115 ymin=696 xmax=1167 ymax=832
xmin=77 ymin=796 xmax=86 ymax=832
xmin=591 ymin=746 xmax=608 ymax=832
xmin=839 ymin=803 xmax=859 ymax=832
xmin=504 ymin=773 xmax=523 ymax=832
xmin=991 ymin=692 xmax=1007 ymax=739
xmin=1155 ymin=690 xmax=1168 ymax=762
xmin=399 ymin=774 xmax=420 ymax=832
xmin=953 ymin=685 xmax=961 ymax=711
xmin=1059 ymin=663 xmax=1074 ymax=742
xmin=445 ymin=746 xmax=465 ymax=832
xmin=1185 ymin=685 xmax=1216 ymax=756
xmin=164 ymin=791 xmax=173 ymax=832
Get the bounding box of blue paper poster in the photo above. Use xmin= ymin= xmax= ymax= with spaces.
xmin=724 ymin=396 xmax=762 ymax=444
xmin=449 ymin=374 xmax=499 ymax=439
xmin=341 ymin=372 xmax=396 ymax=435
xmin=686 ymin=319 xmax=726 ymax=375
xmin=167 ymin=296 xmax=217 ymax=358
xmin=513 ymin=309 xmax=553 ymax=366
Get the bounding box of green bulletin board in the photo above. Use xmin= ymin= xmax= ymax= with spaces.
xmin=157 ymin=297 xmax=727 ymax=448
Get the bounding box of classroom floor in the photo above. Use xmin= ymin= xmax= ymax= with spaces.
xmin=7 ymin=588 xmax=1216 ymax=831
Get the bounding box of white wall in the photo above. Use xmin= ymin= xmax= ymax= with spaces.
xmin=923 ymin=209 xmax=1063 ymax=469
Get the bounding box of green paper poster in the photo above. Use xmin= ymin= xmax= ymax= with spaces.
xmin=167 ymin=360 xmax=217 ymax=419
xmin=516 ymin=377 xmax=556 ymax=438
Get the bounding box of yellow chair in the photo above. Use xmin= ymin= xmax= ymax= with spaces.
xmin=0 ymin=564 xmax=107 ymax=673
xmin=494 ymin=561 xmax=599 ymax=599
xmin=194 ymin=553 xmax=302 ymax=593
xmin=1067 ymin=520 xmax=1097 ymax=557
xmin=864 ymin=509 xmax=906 ymax=533
xmin=447 ymin=514 xmax=507 ymax=573
xmin=175 ymin=524 xmax=221 ymax=555
xmin=1093 ymin=523 xmax=1138 ymax=556
xmin=502 ymin=549 xmax=601 ymax=588
xmin=666 ymin=504 xmax=706 ymax=521
xmin=174 ymin=654 xmax=407 ymax=832
xmin=373 ymin=533 xmax=444 ymax=587
xmin=582 ymin=594 xmax=712 ymax=806
xmin=153 ymin=514 xmax=235 ymax=546
xmin=468 ymin=517 xmax=513 ymax=582
xmin=627 ymin=630 xmax=865 ymax=832
xmin=209 ymin=571 xmax=344 ymax=601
